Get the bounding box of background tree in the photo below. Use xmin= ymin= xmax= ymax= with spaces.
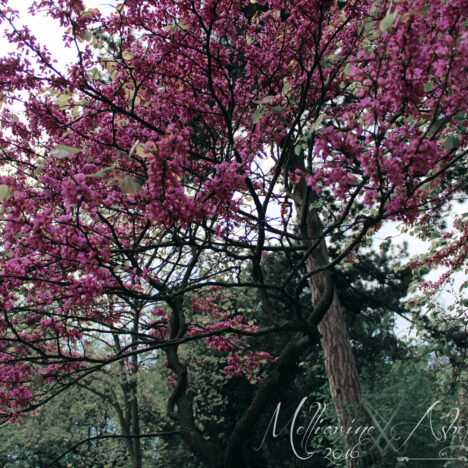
xmin=0 ymin=382 xmax=130 ymax=467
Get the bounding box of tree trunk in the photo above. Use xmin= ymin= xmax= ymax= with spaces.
xmin=318 ymin=291 xmax=367 ymax=467
xmin=129 ymin=379 xmax=143 ymax=468
xmin=113 ymin=333 xmax=143 ymax=468
xmin=294 ymin=181 xmax=369 ymax=467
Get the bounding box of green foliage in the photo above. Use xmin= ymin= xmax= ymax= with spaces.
xmin=0 ymin=385 xmax=129 ymax=468
xmin=362 ymin=350 xmax=464 ymax=468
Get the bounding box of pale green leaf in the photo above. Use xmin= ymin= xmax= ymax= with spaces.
xmin=51 ymin=144 xmax=82 ymax=158
xmin=379 ymin=12 xmax=397 ymax=32
xmin=310 ymin=114 xmax=325 ymax=133
xmin=424 ymin=81 xmax=433 ymax=92
xmin=252 ymin=105 xmax=264 ymax=124
xmin=253 ymin=95 xmax=274 ymax=105
xmin=88 ymin=165 xmax=115 ymax=178
xmin=281 ymin=80 xmax=291 ymax=96
xmin=271 ymin=105 xmax=287 ymax=113
xmin=0 ymin=184 xmax=11 ymax=202
xmin=445 ymin=135 xmax=460 ymax=150
xmin=119 ymin=177 xmax=142 ymax=194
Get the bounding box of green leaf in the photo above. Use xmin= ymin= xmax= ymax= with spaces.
xmin=445 ymin=135 xmax=460 ymax=150
xmin=379 ymin=12 xmax=397 ymax=32
xmin=281 ymin=80 xmax=291 ymax=96
xmin=0 ymin=184 xmax=11 ymax=202
xmin=344 ymin=63 xmax=351 ymax=75
xmin=310 ymin=198 xmax=323 ymax=210
xmin=427 ymin=118 xmax=446 ymax=135
xmin=87 ymin=67 xmax=101 ymax=81
xmin=51 ymin=144 xmax=82 ymax=158
xmin=294 ymin=144 xmax=302 ymax=156
xmin=271 ymin=105 xmax=287 ymax=113
xmin=364 ymin=20 xmax=374 ymax=33
xmin=88 ymin=165 xmax=115 ymax=178
xmin=253 ymin=95 xmax=274 ymax=105
xmin=320 ymin=56 xmax=335 ymax=69
xmin=55 ymin=94 xmax=72 ymax=109
xmin=119 ymin=177 xmax=142 ymax=194
xmin=77 ymin=30 xmax=92 ymax=42
xmin=121 ymin=50 xmax=134 ymax=61
xmin=135 ymin=142 xmax=152 ymax=158
xmin=369 ymin=2 xmax=379 ymax=16
xmin=424 ymin=81 xmax=433 ymax=92
xmin=34 ymin=159 xmax=48 ymax=176
xmin=303 ymin=134 xmax=313 ymax=145
xmin=252 ymin=105 xmax=264 ymax=124
xmin=310 ymin=114 xmax=325 ymax=133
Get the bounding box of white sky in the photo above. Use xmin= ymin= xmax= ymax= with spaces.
xmin=1 ymin=1 xmax=115 ymax=63
xmin=374 ymin=200 xmax=467 ymax=338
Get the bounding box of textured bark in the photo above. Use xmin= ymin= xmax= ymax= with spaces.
xmin=179 ymin=422 xmax=225 ymax=468
xmin=111 ymin=332 xmax=143 ymax=468
xmin=130 ymin=326 xmax=143 ymax=468
xmin=129 ymin=380 xmax=142 ymax=468
xmin=294 ymin=172 xmax=369 ymax=467
xmin=317 ymin=292 xmax=366 ymax=465
xmin=306 ymin=239 xmax=369 ymax=467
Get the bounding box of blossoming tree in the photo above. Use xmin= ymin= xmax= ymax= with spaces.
xmin=0 ymin=0 xmax=466 ymax=467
